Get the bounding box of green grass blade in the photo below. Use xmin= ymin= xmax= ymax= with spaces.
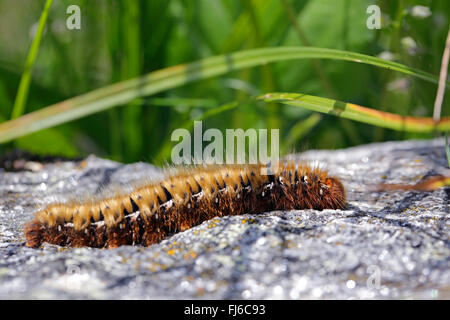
xmin=10 ymin=0 xmax=52 ymax=119
xmin=153 ymin=100 xmax=240 ymax=164
xmin=282 ymin=113 xmax=322 ymax=154
xmin=259 ymin=92 xmax=450 ymax=133
xmin=121 ymin=0 xmax=142 ymax=161
xmin=1 ymin=46 xmax=449 ymax=143
xmin=149 ymin=97 xmax=218 ymax=109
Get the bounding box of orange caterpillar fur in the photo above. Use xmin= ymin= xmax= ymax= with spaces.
xmin=24 ymin=162 xmax=346 ymax=248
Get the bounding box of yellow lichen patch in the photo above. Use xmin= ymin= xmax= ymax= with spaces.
xmin=207 ymin=217 xmax=221 ymax=228
xmin=74 ymin=160 xmax=88 ymax=170
xmin=184 ymin=251 xmax=198 ymax=260
xmin=147 ymin=262 xmax=168 ymax=272
xmin=402 ymin=205 xmax=427 ymax=215
xmin=241 ymin=218 xmax=257 ymax=224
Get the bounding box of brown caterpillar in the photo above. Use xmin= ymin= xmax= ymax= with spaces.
xmin=24 ymin=162 xmax=346 ymax=249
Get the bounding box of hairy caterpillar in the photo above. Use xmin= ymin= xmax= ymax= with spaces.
xmin=24 ymin=161 xmax=346 ymax=248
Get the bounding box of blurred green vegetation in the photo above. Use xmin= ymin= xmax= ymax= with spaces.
xmin=0 ymin=0 xmax=448 ymax=164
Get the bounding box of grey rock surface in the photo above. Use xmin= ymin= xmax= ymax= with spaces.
xmin=0 ymin=139 xmax=448 ymax=299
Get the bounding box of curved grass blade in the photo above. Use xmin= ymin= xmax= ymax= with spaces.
xmin=282 ymin=113 xmax=322 ymax=154
xmin=259 ymin=92 xmax=450 ymax=133
xmin=1 ymin=46 xmax=449 ymax=143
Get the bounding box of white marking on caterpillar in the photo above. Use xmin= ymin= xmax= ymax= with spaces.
xmin=62 ymin=212 xmax=141 ymax=228
xmin=160 ymin=199 xmax=174 ymax=210
xmin=192 ymin=191 xmax=204 ymax=200
xmin=264 ymin=182 xmax=274 ymax=190
xmin=303 ymin=175 xmax=308 ymax=185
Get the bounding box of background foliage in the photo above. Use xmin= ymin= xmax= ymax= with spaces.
xmin=0 ymin=0 xmax=448 ymax=164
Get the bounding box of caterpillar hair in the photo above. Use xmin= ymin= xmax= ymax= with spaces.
xmin=24 ymin=161 xmax=346 ymax=248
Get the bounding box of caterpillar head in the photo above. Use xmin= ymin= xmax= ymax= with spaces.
xmin=321 ymin=177 xmax=346 ymax=209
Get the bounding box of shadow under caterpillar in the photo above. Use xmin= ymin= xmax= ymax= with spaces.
xmin=24 ymin=162 xmax=346 ymax=248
